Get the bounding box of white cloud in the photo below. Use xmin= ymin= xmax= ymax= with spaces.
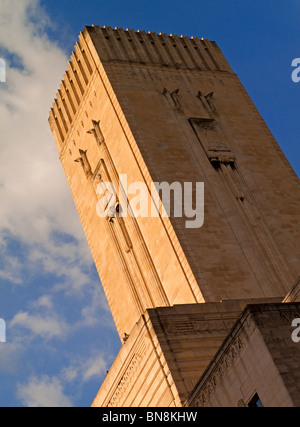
xmin=60 ymin=366 xmax=78 ymax=383
xmin=27 ymin=239 xmax=95 ymax=294
xmin=60 ymin=352 xmax=108 ymax=384
xmin=0 ymin=0 xmax=89 ymax=251
xmin=10 ymin=311 xmax=69 ymax=340
xmin=16 ymin=352 xmax=108 ymax=407
xmin=83 ymin=354 xmax=107 ymax=382
xmin=0 ymin=254 xmax=23 ymax=284
xmin=32 ymin=294 xmax=53 ymax=310
xmin=17 ymin=375 xmax=73 ymax=407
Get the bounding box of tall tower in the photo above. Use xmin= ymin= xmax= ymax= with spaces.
xmin=49 ymin=26 xmax=300 ymax=407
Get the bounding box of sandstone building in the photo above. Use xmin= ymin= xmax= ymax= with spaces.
xmin=49 ymin=26 xmax=300 ymax=407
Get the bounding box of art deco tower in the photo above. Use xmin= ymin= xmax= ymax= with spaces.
xmin=49 ymin=26 xmax=300 ymax=407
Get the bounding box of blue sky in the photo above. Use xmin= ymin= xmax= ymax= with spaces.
xmin=0 ymin=0 xmax=299 ymax=407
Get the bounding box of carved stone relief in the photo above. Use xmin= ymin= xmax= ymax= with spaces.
xmin=163 ymin=87 xmax=181 ymax=109
xmin=189 ymin=117 xmax=234 ymax=164
xmin=190 ymin=336 xmax=244 ymax=407
xmin=197 ymin=90 xmax=216 ymax=113
xmin=107 ymin=337 xmax=152 ymax=407
xmin=74 ymin=149 xmax=93 ymax=178
xmin=162 ymin=317 xmax=235 ymax=336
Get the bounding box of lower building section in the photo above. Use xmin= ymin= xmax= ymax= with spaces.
xmin=187 ymin=302 xmax=300 ymax=407
xmin=92 ymin=298 xmax=300 ymax=407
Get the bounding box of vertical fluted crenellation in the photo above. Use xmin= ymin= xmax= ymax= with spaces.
xmin=49 ymin=26 xmax=233 ymax=150
xmin=49 ymin=31 xmax=94 ymax=149
xmin=88 ymin=26 xmax=232 ymax=72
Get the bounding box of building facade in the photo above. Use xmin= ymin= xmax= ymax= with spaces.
xmin=49 ymin=26 xmax=300 ymax=407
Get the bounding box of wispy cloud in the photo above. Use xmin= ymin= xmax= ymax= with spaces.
xmin=17 ymin=375 xmax=73 ymax=407
xmin=0 ymin=254 xmax=23 ymax=285
xmin=10 ymin=311 xmax=69 ymax=340
xmin=16 ymin=351 xmax=109 ymax=407
xmin=83 ymin=354 xmax=107 ymax=383
xmin=61 ymin=352 xmax=108 ymax=384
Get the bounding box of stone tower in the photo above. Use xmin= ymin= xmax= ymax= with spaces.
xmin=49 ymin=26 xmax=300 ymax=407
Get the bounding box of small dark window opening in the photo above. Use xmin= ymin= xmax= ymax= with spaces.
xmin=210 ymin=160 xmax=221 ymax=170
xmin=248 ymin=393 xmax=263 ymax=408
xmin=229 ymin=161 xmax=236 ymax=170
